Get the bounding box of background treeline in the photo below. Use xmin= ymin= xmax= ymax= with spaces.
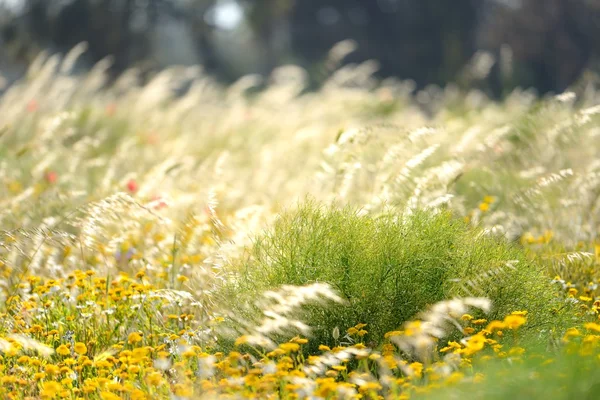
xmin=1 ymin=0 xmax=600 ymax=95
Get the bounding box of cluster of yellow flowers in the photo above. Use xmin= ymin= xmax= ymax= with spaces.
xmin=0 ymin=269 xmax=543 ymax=399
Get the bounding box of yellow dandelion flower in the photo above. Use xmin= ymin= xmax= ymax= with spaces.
xmin=128 ymin=332 xmax=143 ymax=345
xmin=325 ymin=370 xmax=338 ymax=378
xmin=100 ymin=392 xmax=121 ymax=400
xmin=34 ymin=372 xmax=46 ymax=380
xmin=290 ymin=337 xmax=308 ymax=345
xmin=408 ymin=362 xmax=423 ymax=378
xmin=483 ymin=196 xmax=495 ymax=204
xmin=74 ymin=342 xmax=87 ymax=355
xmin=478 ymin=202 xmax=489 ymax=212
xmin=146 ymin=372 xmax=163 ymax=386
xmin=234 ymin=335 xmax=248 ymax=346
xmin=440 ymin=341 xmax=462 ymax=353
xmin=347 ymin=327 xmax=359 ymax=335
xmin=128 ymin=365 xmax=141 ymax=374
xmin=503 ymin=315 xmax=526 ymax=330
xmin=40 ymin=381 xmax=62 ymax=399
xmin=17 ymin=355 xmax=30 ymax=364
xmin=182 ymin=349 xmax=196 ymax=358
xmin=45 ymin=364 xmax=60 ymax=375
xmin=384 ymin=330 xmax=404 ymax=338
xmin=173 ymin=383 xmax=193 ymax=397
xmin=463 ymin=327 xmax=476 ymax=335
xmin=446 ymin=371 xmax=465 ymax=385
xmin=584 ymin=322 xmax=600 ymax=333
xmin=461 ymin=334 xmax=486 ymax=356
xmin=279 ymin=343 xmax=300 ymax=353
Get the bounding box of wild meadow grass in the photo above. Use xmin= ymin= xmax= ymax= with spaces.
xmin=1 ymin=47 xmax=600 ymax=398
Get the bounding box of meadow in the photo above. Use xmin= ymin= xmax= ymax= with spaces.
xmin=2 ymin=46 xmax=600 ymax=399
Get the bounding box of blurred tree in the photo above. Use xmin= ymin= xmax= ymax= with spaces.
xmin=477 ymin=0 xmax=597 ymax=95
xmin=245 ymin=0 xmax=294 ymax=75
xmin=289 ymin=0 xmax=479 ymax=88
xmin=1 ymin=0 xmax=600 ymax=95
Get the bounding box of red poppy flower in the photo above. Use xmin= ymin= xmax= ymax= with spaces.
xmin=45 ymin=171 xmax=58 ymax=184
xmin=27 ymin=100 xmax=38 ymax=113
xmin=127 ymin=179 xmax=138 ymax=193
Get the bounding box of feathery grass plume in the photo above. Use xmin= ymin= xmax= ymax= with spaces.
xmin=388 ymin=297 xmax=491 ymax=364
xmin=218 ymin=283 xmax=342 ymax=351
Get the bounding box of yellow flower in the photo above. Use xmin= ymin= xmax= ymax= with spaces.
xmin=503 ymin=315 xmax=526 ymax=330
xmin=483 ymin=195 xmax=495 ymax=204
xmin=463 ymin=334 xmax=486 ymax=355
xmin=290 ymin=337 xmax=308 ymax=345
xmin=440 ymin=341 xmax=462 ymax=353
xmin=173 ymin=383 xmax=192 ymax=397
xmin=408 ymin=362 xmax=423 ymax=378
xmin=128 ymin=332 xmax=143 ymax=345
xmin=74 ymin=342 xmax=87 ymax=355
xmin=45 ymin=364 xmax=60 ymax=375
xmin=100 ymin=392 xmax=121 ymax=400
xmin=34 ymin=372 xmax=46 ymax=380
xmin=56 ymin=344 xmax=71 ymax=356
xmin=446 ymin=371 xmax=465 ymax=385
xmin=461 ymin=314 xmax=474 ymax=321
xmin=17 ymin=355 xmax=30 ymax=364
xmin=584 ymin=322 xmax=600 ymax=333
xmin=234 ymin=335 xmax=248 ymax=346
xmin=40 ymin=381 xmax=62 ymax=399
xmin=511 ymin=311 xmax=528 ymax=316
xmin=384 ymin=331 xmax=403 ymax=338
xmin=279 ymin=343 xmax=300 ymax=353
xmin=478 ymin=202 xmax=489 ymax=212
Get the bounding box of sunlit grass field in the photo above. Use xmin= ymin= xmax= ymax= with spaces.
xmin=2 ymin=47 xmax=600 ymax=399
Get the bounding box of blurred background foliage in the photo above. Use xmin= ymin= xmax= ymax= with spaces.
xmin=1 ymin=0 xmax=600 ymax=96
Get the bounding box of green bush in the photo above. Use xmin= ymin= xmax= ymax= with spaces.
xmin=230 ymin=201 xmax=569 ymax=351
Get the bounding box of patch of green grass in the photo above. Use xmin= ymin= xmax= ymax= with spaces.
xmin=418 ymin=342 xmax=600 ymax=400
